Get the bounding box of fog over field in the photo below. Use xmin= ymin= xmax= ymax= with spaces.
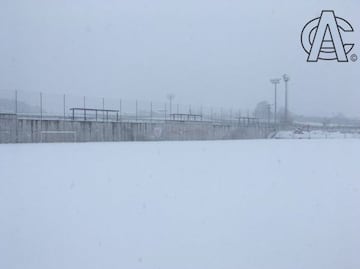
xmin=0 ymin=0 xmax=359 ymax=117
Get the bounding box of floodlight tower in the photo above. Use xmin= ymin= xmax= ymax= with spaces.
xmin=282 ymin=74 xmax=290 ymax=124
xmin=270 ymin=78 xmax=281 ymax=125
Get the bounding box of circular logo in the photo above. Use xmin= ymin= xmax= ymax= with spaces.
xmin=350 ymin=54 xmax=358 ymax=62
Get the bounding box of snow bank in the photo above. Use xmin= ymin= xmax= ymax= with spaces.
xmin=1 ymin=140 xmax=359 ymax=269
xmin=275 ymin=130 xmax=360 ymax=139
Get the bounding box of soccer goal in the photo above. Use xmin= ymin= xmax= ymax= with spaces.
xmin=40 ymin=131 xmax=77 ymax=143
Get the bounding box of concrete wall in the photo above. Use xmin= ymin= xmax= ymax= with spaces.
xmin=0 ymin=115 xmax=272 ymax=143
xmin=0 ymin=114 xmax=17 ymax=143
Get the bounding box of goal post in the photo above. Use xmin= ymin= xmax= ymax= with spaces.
xmin=40 ymin=131 xmax=77 ymax=143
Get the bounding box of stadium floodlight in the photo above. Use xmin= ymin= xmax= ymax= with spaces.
xmin=270 ymin=78 xmax=281 ymax=125
xmin=282 ymin=74 xmax=290 ymax=124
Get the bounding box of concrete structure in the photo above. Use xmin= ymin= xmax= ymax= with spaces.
xmin=0 ymin=114 xmax=272 ymax=143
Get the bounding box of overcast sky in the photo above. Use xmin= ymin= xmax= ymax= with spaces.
xmin=0 ymin=0 xmax=359 ymax=117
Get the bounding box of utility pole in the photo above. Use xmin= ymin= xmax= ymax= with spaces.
xmin=270 ymin=78 xmax=281 ymax=125
xmin=282 ymin=74 xmax=290 ymax=124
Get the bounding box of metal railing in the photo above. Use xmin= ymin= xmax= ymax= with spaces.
xmin=0 ymin=89 xmax=260 ymax=126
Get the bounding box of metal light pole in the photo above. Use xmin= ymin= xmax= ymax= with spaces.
xmin=282 ymin=74 xmax=290 ymax=124
xmin=166 ymin=94 xmax=175 ymax=116
xmin=270 ymin=78 xmax=281 ymax=125
xmin=267 ymin=104 xmax=271 ymax=126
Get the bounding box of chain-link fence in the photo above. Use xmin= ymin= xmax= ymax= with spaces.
xmin=0 ymin=89 xmax=249 ymax=124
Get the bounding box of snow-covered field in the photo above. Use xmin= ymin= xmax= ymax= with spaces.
xmin=1 ymin=140 xmax=359 ymax=269
xmin=275 ymin=130 xmax=360 ymax=139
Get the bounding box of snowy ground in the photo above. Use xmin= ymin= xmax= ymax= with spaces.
xmin=275 ymin=130 xmax=360 ymax=139
xmin=1 ymin=140 xmax=360 ymax=269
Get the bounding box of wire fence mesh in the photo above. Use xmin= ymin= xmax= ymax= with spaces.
xmin=0 ymin=89 xmax=249 ymax=124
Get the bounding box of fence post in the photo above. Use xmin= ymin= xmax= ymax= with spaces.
xmin=119 ymin=99 xmax=122 ymax=122
xmin=164 ymin=103 xmax=167 ymax=121
xmin=150 ymin=102 xmax=153 ymax=123
xmin=102 ymin=97 xmax=105 ymax=121
xmin=63 ymin=94 xmax=66 ymax=120
xmin=83 ymin=96 xmax=86 ymax=121
xmin=40 ymin=92 xmax=43 ymax=134
xmin=136 ymin=100 xmax=138 ymax=121
xmin=14 ymin=90 xmax=18 ymax=115
xmin=40 ymin=92 xmax=42 ymax=119
xmin=15 ymin=90 xmax=18 ymax=143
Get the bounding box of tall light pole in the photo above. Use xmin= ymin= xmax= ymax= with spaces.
xmin=267 ymin=103 xmax=272 ymax=126
xmin=270 ymin=78 xmax=281 ymax=125
xmin=166 ymin=94 xmax=175 ymax=116
xmin=282 ymin=74 xmax=290 ymax=124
